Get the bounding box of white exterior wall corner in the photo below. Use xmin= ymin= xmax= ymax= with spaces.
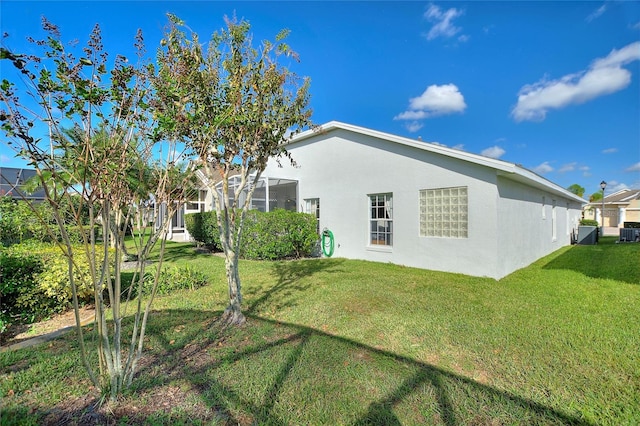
xmin=262 ymin=122 xmax=584 ymax=279
xmin=494 ymin=177 xmax=582 ymax=278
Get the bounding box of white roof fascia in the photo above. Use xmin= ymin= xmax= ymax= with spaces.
xmin=287 ymin=121 xmax=585 ymax=204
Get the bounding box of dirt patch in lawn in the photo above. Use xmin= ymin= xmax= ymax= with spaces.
xmin=0 ymin=305 xmax=95 ymax=347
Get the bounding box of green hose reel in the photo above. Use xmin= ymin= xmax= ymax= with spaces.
xmin=322 ymin=228 xmax=334 ymax=257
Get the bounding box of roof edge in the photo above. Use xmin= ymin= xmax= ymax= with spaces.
xmin=289 ymin=121 xmax=585 ymax=204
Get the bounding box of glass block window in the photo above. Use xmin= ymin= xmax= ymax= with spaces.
xmin=370 ymin=193 xmax=393 ymax=246
xmin=419 ymin=186 xmax=468 ymax=238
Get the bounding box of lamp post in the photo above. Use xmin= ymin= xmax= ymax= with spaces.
xmin=600 ymin=180 xmax=607 ymax=236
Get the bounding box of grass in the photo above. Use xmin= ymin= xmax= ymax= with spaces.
xmin=1 ymin=236 xmax=639 ymax=425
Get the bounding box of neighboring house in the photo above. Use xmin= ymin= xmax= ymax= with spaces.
xmin=253 ymin=121 xmax=584 ymax=279
xmin=0 ymin=167 xmax=46 ymax=202
xmin=583 ymin=189 xmax=640 ymax=227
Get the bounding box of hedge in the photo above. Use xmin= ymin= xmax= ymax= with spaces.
xmin=184 ymin=210 xmax=221 ymax=251
xmin=579 ymin=219 xmax=599 ymax=227
xmin=0 ymin=241 xmax=113 ymax=329
xmin=186 ymin=209 xmax=318 ymax=260
xmin=0 ymin=196 xmax=93 ymax=247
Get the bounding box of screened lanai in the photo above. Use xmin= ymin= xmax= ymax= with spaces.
xmin=216 ymin=174 xmax=298 ymax=212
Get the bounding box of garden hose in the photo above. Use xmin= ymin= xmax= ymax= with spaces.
xmin=322 ymin=228 xmax=335 ymax=257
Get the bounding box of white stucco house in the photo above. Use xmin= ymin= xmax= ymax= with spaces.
xmin=255 ymin=121 xmax=585 ymax=279
xmin=166 ymin=121 xmax=585 ymax=279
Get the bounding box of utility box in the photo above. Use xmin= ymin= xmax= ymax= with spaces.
xmin=620 ymin=228 xmax=640 ymax=242
xmin=577 ymin=226 xmax=598 ymax=245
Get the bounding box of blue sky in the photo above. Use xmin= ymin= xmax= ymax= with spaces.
xmin=1 ymin=1 xmax=639 ymax=198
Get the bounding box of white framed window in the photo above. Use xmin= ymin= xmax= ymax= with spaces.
xmin=552 ymin=199 xmax=557 ymax=241
xmin=369 ymin=193 xmax=393 ymax=246
xmin=305 ymin=198 xmax=320 ymax=234
xmin=420 ymin=186 xmax=468 ymax=238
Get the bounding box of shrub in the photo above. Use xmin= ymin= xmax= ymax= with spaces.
xmin=0 ymin=241 xmax=113 ymax=327
xmin=580 ymin=219 xmax=599 ymax=227
xmin=0 ymin=196 xmax=95 ymax=246
xmin=0 ymin=196 xmax=48 ymax=246
xmin=241 ymin=209 xmax=318 ymax=260
xmin=185 ymin=211 xmax=222 ymax=251
xmin=146 ymin=265 xmax=209 ymax=295
xmin=186 ymin=209 xmax=318 ymax=260
xmin=0 ymin=250 xmax=56 ymax=327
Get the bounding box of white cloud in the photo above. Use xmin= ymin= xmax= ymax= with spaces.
xmin=396 ymin=110 xmax=429 ymax=120
xmin=0 ymin=154 xmax=10 ymax=164
xmin=395 ymin=84 xmax=467 ymax=132
xmin=625 ymin=162 xmax=640 ymax=172
xmin=411 ymin=84 xmax=467 ymax=113
xmin=481 ymin=145 xmax=505 ymax=159
xmin=558 ymin=162 xmax=577 ymax=173
xmin=512 ymin=42 xmax=640 ymax=122
xmin=406 ymin=121 xmax=424 ymax=133
xmin=606 ymin=181 xmax=628 ymax=193
xmin=633 ymin=21 xmax=640 ymax=30
xmin=532 ymin=161 xmax=553 ymax=175
xmin=591 ymin=42 xmax=640 ymax=69
xmin=586 ymin=4 xmax=607 ymax=22
xmin=602 ymin=147 xmax=618 ymax=154
xmin=424 ymin=4 xmax=465 ymax=41
xmin=579 ymin=166 xmax=591 ymax=177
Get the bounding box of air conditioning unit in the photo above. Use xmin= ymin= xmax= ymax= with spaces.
xmin=577 ymin=226 xmax=598 ymax=245
xmin=619 ymin=228 xmax=639 ymax=242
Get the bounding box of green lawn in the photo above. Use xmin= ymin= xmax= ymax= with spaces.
xmin=1 ymin=237 xmax=639 ymax=425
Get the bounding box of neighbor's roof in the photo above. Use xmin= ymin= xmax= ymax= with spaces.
xmin=287 ymin=121 xmax=586 ymax=204
xmin=0 ymin=167 xmax=46 ymax=200
xmin=599 ymin=189 xmax=640 ymax=205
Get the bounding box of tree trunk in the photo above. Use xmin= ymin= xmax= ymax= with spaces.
xmin=221 ymin=252 xmax=246 ymax=326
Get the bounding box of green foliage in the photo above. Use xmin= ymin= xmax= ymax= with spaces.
xmin=241 ymin=209 xmax=318 ymax=260
xmin=147 ymin=265 xmax=208 ymax=295
xmin=0 ymin=196 xmax=47 ymax=245
xmin=0 ymin=241 xmax=112 ymax=327
xmin=567 ymin=183 xmax=585 ymax=198
xmin=0 ymin=249 xmax=53 ymax=327
xmin=589 ymin=191 xmax=603 ymax=202
xmin=185 ymin=211 xmax=221 ymax=251
xmin=580 ymin=219 xmax=599 ymax=226
xmin=0 ymin=195 xmax=94 ymax=246
xmin=187 ymin=209 xmax=318 ymax=260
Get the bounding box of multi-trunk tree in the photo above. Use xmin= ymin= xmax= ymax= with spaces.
xmin=152 ymin=15 xmax=312 ymax=325
xmin=1 ymin=19 xmax=194 ymax=399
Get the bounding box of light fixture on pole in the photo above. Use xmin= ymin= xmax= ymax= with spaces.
xmin=600 ymin=180 xmax=607 ymax=236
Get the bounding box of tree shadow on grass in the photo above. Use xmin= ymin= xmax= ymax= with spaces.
xmin=3 ymin=308 xmax=598 ymax=425
xmin=156 ymin=241 xmax=211 ymax=263
xmin=245 ymin=258 xmax=346 ymax=315
xmin=141 ymin=311 xmax=595 ymax=425
xmin=542 ymin=237 xmax=640 ymax=285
